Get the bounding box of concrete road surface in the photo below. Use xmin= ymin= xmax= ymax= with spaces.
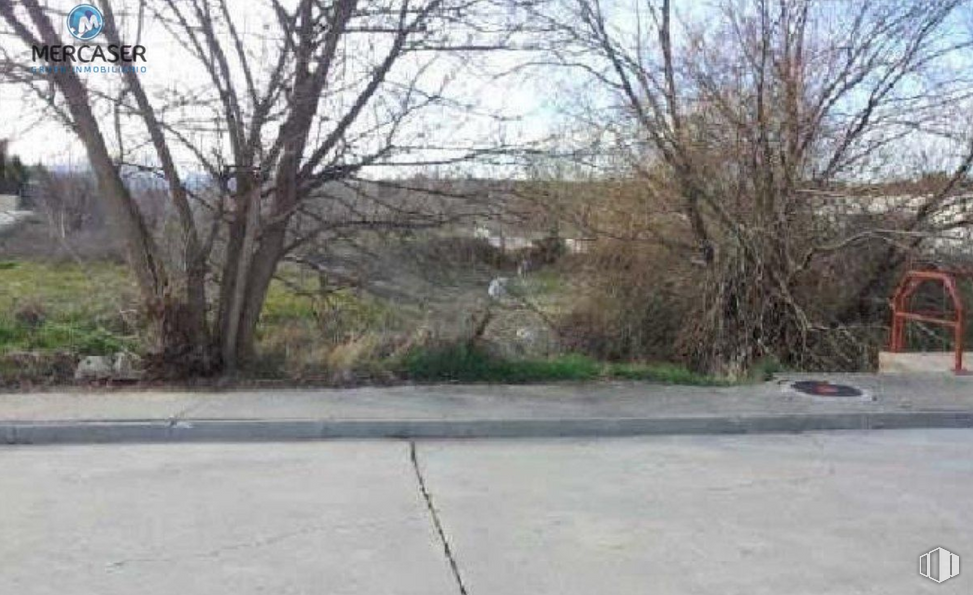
xmin=0 ymin=443 xmax=456 ymax=595
xmin=1 ymin=430 xmax=971 ymax=594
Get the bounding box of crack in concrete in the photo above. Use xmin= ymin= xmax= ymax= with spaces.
xmin=105 ymin=522 xmax=341 ymax=570
xmin=702 ymin=462 xmax=836 ymax=492
xmin=168 ymin=394 xmax=222 ymax=423
xmin=410 ymin=441 xmax=470 ymax=595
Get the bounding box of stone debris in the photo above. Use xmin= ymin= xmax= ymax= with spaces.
xmin=75 ymin=352 xmax=143 ymax=381
xmin=487 ymin=277 xmax=508 ymax=300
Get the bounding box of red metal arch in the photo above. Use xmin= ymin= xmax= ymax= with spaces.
xmin=888 ymin=270 xmax=966 ymax=373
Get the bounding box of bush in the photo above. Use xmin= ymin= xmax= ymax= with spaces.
xmin=13 ymin=301 xmax=46 ymax=327
xmin=550 ymin=181 xmax=946 ymax=376
xmin=0 ymin=351 xmax=76 ymax=387
xmin=409 ymin=236 xmax=513 ymax=269
xmin=557 ymin=238 xmax=693 ymax=362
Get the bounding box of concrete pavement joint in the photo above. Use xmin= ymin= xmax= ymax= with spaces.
xmin=410 ymin=441 xmax=470 ymax=595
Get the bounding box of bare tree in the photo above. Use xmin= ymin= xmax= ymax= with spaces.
xmin=533 ymin=0 xmax=973 ymax=374
xmin=0 ymin=0 xmax=529 ymax=373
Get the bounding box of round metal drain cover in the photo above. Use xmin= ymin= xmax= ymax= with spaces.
xmin=791 ymin=380 xmax=862 ymax=397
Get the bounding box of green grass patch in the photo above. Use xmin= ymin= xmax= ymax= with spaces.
xmin=747 ymin=356 xmax=786 ymax=381
xmin=399 ymin=343 xmax=728 ymax=385
xmin=0 ymin=260 xmax=139 ymax=355
xmin=400 ymin=344 xmax=599 ymax=382
xmin=260 ymin=279 xmax=410 ymax=344
xmin=261 ymin=275 xmax=320 ymax=322
xmin=0 ymin=317 xmax=134 ymax=355
xmin=605 ymin=361 xmax=731 ymax=386
xmin=518 ymin=269 xmax=563 ymax=295
xmin=0 ymin=260 xmax=136 ymax=315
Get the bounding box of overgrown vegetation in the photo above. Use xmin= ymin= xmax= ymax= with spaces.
xmin=0 ymin=256 xmax=732 ymax=387
xmin=398 ymin=343 xmax=727 ymax=385
xmin=0 ymin=261 xmax=138 ymax=384
xmin=0 ymin=261 xmax=138 ymax=354
xmin=528 ymin=0 xmax=973 ymax=377
xmin=4 ymin=0 xmax=973 ymax=383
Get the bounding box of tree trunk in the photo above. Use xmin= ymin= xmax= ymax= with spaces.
xmin=233 ymin=225 xmax=287 ymax=365
xmin=218 ymin=179 xmax=261 ymax=371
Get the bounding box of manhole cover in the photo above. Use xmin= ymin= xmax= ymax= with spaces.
xmin=791 ymin=380 xmax=863 ymax=397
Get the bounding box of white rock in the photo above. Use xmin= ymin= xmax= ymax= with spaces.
xmin=515 ymin=327 xmax=537 ymax=342
xmin=112 ymin=352 xmax=143 ymax=380
xmin=487 ymin=277 xmax=508 ymax=300
xmin=74 ymin=355 xmax=114 ymax=380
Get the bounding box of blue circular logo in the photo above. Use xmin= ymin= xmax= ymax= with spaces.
xmin=66 ymin=4 xmax=104 ymax=41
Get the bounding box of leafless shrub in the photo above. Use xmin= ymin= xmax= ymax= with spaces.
xmin=532 ymin=0 xmax=973 ymax=375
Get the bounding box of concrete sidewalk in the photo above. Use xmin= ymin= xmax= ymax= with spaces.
xmin=1 ymin=373 xmax=972 ymax=443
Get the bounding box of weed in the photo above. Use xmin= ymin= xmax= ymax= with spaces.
xmin=0 ymin=261 xmax=138 ymax=357
xmin=399 ymin=343 xmax=727 ymax=385
xmin=605 ymin=361 xmax=732 ymax=386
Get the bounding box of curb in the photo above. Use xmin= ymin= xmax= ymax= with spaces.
xmin=2 ymin=411 xmax=973 ymax=444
